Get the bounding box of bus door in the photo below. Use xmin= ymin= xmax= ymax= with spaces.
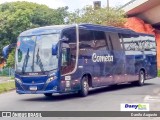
xmin=106 ymin=32 xmax=126 ymax=84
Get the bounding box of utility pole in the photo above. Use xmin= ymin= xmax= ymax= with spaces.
xmin=107 ymin=0 xmax=109 ymax=11
xmin=93 ymin=1 xmax=101 ymax=9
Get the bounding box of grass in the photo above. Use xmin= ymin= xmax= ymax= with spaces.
xmin=0 ymin=81 xmax=15 ymax=94
xmin=158 ymin=70 xmax=160 ymax=77
xmin=10 ymin=76 xmax=15 ymax=79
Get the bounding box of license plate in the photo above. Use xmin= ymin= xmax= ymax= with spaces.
xmin=29 ymin=86 xmax=37 ymax=91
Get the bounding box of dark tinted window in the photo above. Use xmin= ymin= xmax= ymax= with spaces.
xmin=79 ymin=29 xmax=94 ymax=48
xmin=79 ymin=29 xmax=94 ymax=56
xmin=94 ymin=31 xmax=109 ymax=50
xmin=121 ymin=34 xmax=137 ymax=51
xmin=122 ymin=34 xmax=156 ymax=51
xmin=79 ymin=29 xmax=109 ymax=56
xmin=140 ymin=35 xmax=156 ymax=51
xmin=121 ymin=34 xmax=129 ymax=51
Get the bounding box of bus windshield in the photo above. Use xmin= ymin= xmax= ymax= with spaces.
xmin=15 ymin=34 xmax=60 ymax=73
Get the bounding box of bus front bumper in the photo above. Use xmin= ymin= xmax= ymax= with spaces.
xmin=15 ymin=80 xmax=61 ymax=94
xmin=16 ymin=89 xmax=60 ymax=94
xmin=15 ymin=82 xmax=78 ymax=94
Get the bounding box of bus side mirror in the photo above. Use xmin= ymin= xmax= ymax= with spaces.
xmin=52 ymin=44 xmax=58 ymax=55
xmin=2 ymin=43 xmax=16 ymax=59
xmin=2 ymin=45 xmax=10 ymax=59
xmin=61 ymin=36 xmax=69 ymax=42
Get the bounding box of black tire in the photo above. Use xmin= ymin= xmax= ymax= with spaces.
xmin=110 ymin=84 xmax=118 ymax=88
xmin=78 ymin=76 xmax=89 ymax=97
xmin=44 ymin=93 xmax=53 ymax=97
xmin=134 ymin=70 xmax=145 ymax=86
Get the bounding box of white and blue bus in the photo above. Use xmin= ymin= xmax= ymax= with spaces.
xmin=3 ymin=24 xmax=157 ymax=97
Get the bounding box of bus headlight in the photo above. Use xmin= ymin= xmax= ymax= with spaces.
xmin=15 ymin=78 xmax=22 ymax=84
xmin=46 ymin=76 xmax=57 ymax=83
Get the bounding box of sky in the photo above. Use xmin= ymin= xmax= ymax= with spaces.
xmin=0 ymin=0 xmax=131 ymax=11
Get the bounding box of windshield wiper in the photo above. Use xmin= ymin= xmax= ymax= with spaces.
xmin=36 ymin=48 xmax=44 ymax=72
xmin=22 ymin=48 xmax=30 ymax=73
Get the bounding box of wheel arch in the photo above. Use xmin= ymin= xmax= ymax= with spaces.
xmin=139 ymin=68 xmax=146 ymax=79
xmin=81 ymin=73 xmax=92 ymax=87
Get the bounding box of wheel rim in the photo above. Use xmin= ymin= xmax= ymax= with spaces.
xmin=83 ymin=80 xmax=88 ymax=93
xmin=140 ymin=72 xmax=144 ymax=84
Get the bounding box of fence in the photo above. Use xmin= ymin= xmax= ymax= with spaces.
xmin=0 ymin=68 xmax=15 ymax=77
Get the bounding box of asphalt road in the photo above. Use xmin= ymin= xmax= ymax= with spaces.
xmin=0 ymin=78 xmax=160 ymax=120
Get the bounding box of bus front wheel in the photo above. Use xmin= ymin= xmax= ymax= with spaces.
xmin=78 ymin=76 xmax=89 ymax=97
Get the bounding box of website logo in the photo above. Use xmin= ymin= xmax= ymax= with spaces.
xmin=121 ymin=103 xmax=149 ymax=111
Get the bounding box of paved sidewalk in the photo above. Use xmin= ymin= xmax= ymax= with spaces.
xmin=0 ymin=77 xmax=14 ymax=83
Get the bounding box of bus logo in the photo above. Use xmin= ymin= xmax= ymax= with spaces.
xmin=92 ymin=53 xmax=113 ymax=62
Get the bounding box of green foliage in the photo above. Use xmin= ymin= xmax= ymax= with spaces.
xmin=0 ymin=69 xmax=9 ymax=76
xmin=0 ymin=67 xmax=14 ymax=76
xmin=0 ymin=1 xmax=68 ymax=60
xmin=158 ymin=70 xmax=160 ymax=77
xmin=6 ymin=49 xmax=15 ymax=68
xmin=0 ymin=2 xmax=126 ymax=66
xmin=68 ymin=6 xmax=126 ymax=27
xmin=0 ymin=81 xmax=15 ymax=94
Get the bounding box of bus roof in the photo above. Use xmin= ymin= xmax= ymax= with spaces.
xmin=19 ymin=25 xmax=74 ymax=36
xmin=19 ymin=24 xmax=154 ymax=37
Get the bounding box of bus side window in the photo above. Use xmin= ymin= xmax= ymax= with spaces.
xmin=122 ymin=34 xmax=140 ymax=51
xmin=121 ymin=34 xmax=133 ymax=51
xmin=140 ymin=35 xmax=156 ymax=51
xmin=61 ymin=43 xmax=71 ymax=66
xmin=79 ymin=29 xmax=94 ymax=56
xmin=93 ymin=31 xmax=109 ymax=50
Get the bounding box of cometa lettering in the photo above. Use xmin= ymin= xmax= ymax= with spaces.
xmin=92 ymin=53 xmax=113 ymax=62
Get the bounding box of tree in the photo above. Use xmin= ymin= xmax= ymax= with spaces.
xmin=6 ymin=49 xmax=15 ymax=68
xmin=0 ymin=1 xmax=68 ymax=65
xmin=68 ymin=6 xmax=126 ymax=27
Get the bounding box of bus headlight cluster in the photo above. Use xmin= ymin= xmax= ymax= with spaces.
xmin=46 ymin=76 xmax=57 ymax=83
xmin=15 ymin=78 xmax=22 ymax=84
xmin=48 ymin=72 xmax=56 ymax=77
